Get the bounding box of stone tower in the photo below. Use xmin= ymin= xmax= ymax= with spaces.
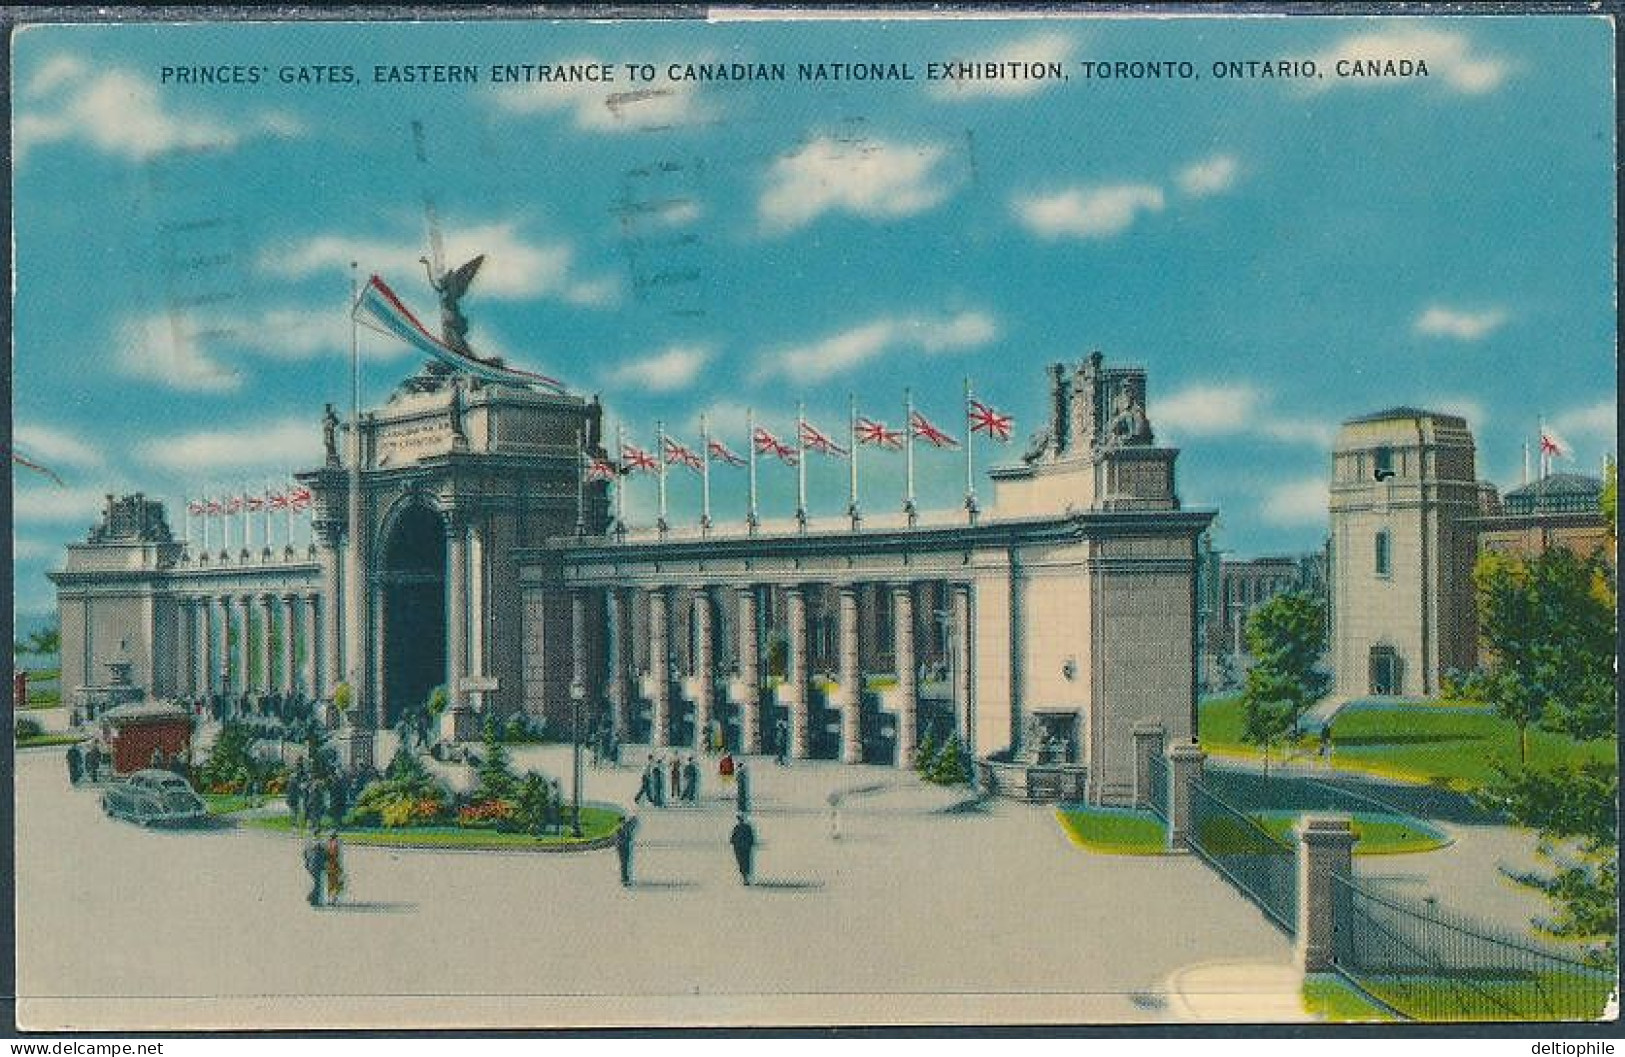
xmin=1328 ymin=408 xmax=1481 ymax=698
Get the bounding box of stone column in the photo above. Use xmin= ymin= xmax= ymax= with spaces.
xmin=315 ymin=520 xmax=343 ymax=702
xmin=446 ymin=512 xmax=470 ymax=710
xmin=1132 ymin=723 xmax=1166 ymax=809
xmin=236 ymin=595 xmax=253 ymax=694
xmin=605 ymin=588 xmax=627 ymax=741
xmin=786 ymin=585 xmax=809 ymax=759
xmin=1166 ymin=742 xmax=1206 ymax=851
xmin=280 ymin=595 xmax=297 ymax=695
xmin=837 ymin=585 xmax=861 ymax=764
xmin=893 ymin=584 xmax=917 ymax=767
xmin=177 ymin=599 xmax=195 ymax=697
xmin=303 ymin=593 xmax=320 ymax=698
xmin=649 ymin=588 xmax=670 ymax=747
xmin=736 ymin=586 xmax=761 ymax=754
xmin=258 ymin=594 xmax=276 ymax=692
xmin=1298 ymin=816 xmax=1357 ymax=973
xmin=952 ymin=583 xmax=973 ymax=753
xmin=208 ymin=596 xmax=224 ymax=694
xmin=693 ymin=589 xmax=715 ymax=752
xmin=194 ymin=599 xmax=211 ymax=696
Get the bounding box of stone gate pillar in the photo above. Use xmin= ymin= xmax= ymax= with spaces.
xmin=837 ymin=585 xmax=861 ymax=764
xmin=1167 ymin=742 xmax=1206 ymax=850
xmin=259 ymin=594 xmax=276 ymax=693
xmin=303 ymin=593 xmax=320 ymax=697
xmin=737 ymin=586 xmax=761 ymax=754
xmin=1133 ymin=722 xmax=1166 ymax=809
xmin=236 ymin=595 xmax=253 ymax=694
xmin=893 ymin=583 xmax=917 ymax=766
xmin=952 ymin=583 xmax=973 ymax=752
xmin=280 ymin=595 xmax=297 ymax=695
xmin=315 ymin=518 xmax=343 ymax=702
xmin=446 ymin=512 xmax=470 ymax=711
xmin=1298 ymin=816 xmax=1357 ymax=973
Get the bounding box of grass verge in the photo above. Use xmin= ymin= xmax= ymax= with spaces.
xmin=1302 ymin=974 xmax=1396 ymax=1022
xmin=1056 ymin=805 xmax=1167 ymax=855
xmin=17 ymin=734 xmax=85 ymax=749
xmin=245 ymin=805 xmax=624 ymax=849
xmin=1251 ymin=810 xmax=1448 ymax=855
xmin=1353 ymin=970 xmax=1615 ymax=1022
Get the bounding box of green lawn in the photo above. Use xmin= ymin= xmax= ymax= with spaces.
xmin=1199 ymin=696 xmax=1615 ymax=791
xmin=17 ymin=733 xmax=85 ymax=749
xmin=22 ymin=667 xmax=60 ymax=682
xmin=246 ymin=805 xmax=625 ymax=849
xmin=23 ymin=688 xmax=61 ymax=707
xmin=203 ymin=793 xmax=269 ymax=815
xmin=1353 ymin=970 xmax=1615 ymax=1022
xmin=1056 ymin=805 xmax=1167 ymax=855
xmin=1251 ymin=810 xmax=1448 ymax=856
xmin=1302 ymin=974 xmax=1396 ymax=1022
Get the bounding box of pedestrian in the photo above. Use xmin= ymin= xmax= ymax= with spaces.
xmin=729 ymin=814 xmax=757 ymax=885
xmin=615 ymin=814 xmax=638 ymax=887
xmin=775 ymin=718 xmax=790 ymax=766
xmin=1319 ymin=722 xmax=1333 ymax=762
xmin=548 ymin=779 xmax=564 ymax=835
xmin=670 ymin=756 xmax=682 ymax=802
xmin=84 ymin=742 xmax=100 ymax=783
xmin=682 ymin=755 xmax=699 ymax=802
xmin=651 ymin=755 xmax=667 ymax=807
xmin=634 ymin=755 xmax=653 ymax=805
xmin=303 ymin=832 xmax=328 ymax=907
xmin=287 ymin=769 xmax=305 ymax=829
xmin=719 ymin=751 xmax=735 ymax=784
xmin=325 ymin=831 xmax=345 ymax=905
xmin=66 ymin=742 xmax=83 ymax=785
xmin=827 ymin=791 xmax=842 ymax=841
xmin=735 ymin=761 xmax=751 ymax=815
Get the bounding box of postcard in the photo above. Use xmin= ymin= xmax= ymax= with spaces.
xmin=9 ymin=8 xmax=1618 ymax=1033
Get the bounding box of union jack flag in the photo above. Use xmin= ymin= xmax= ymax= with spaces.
xmin=585 ymin=454 xmax=618 ymax=482
xmin=246 ymin=495 xmax=265 ymax=513
xmin=662 ymin=437 xmax=703 ymax=473
xmin=855 ymin=417 xmax=903 ymax=450
xmin=187 ymin=500 xmax=207 ymax=516
xmin=798 ymin=420 xmax=848 ymax=458
xmin=1539 ymin=429 xmax=1569 ymax=458
xmin=620 ymin=443 xmax=659 ymax=474
xmin=968 ymin=399 xmax=1014 ymax=442
xmin=268 ymin=491 xmax=289 ymax=510
xmin=226 ymin=495 xmax=245 ymax=514
xmin=909 ymin=410 xmax=959 ymax=449
xmin=288 ymin=486 xmax=313 ymax=512
xmin=707 ymin=438 xmax=746 ymax=467
xmin=207 ymin=499 xmax=224 ymax=516
xmin=752 ymin=426 xmax=799 ymax=465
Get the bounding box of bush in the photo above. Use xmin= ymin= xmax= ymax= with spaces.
xmin=457 ymin=798 xmax=519 ymax=830
xmin=345 ymin=756 xmax=454 ymax=828
xmin=912 ymin=731 xmax=939 ymax=774
xmin=923 ymin=736 xmax=972 ymax=786
xmin=14 ymin=717 xmax=43 ymax=740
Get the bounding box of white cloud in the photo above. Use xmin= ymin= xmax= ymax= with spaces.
xmin=491 ymin=57 xmax=712 ymax=132
xmin=115 ymin=312 xmax=241 ymax=393
xmin=756 ymin=311 xmax=997 ymax=384
xmin=606 ymin=344 xmax=714 ymax=393
xmin=15 ymin=57 xmax=300 ymax=164
xmin=1413 ymin=305 xmax=1508 ymax=341
xmin=11 ymin=537 xmax=59 ymax=560
xmin=759 ymin=136 xmax=955 ymax=234
xmin=13 ymin=485 xmax=116 ymax=526
xmin=13 ymin=424 xmax=104 ymax=469
xmin=1262 ymin=476 xmax=1330 ymax=528
xmin=1176 ymin=154 xmax=1240 ymax=198
xmin=135 ymin=418 xmax=322 ymax=474
xmin=1155 ymin=383 xmax=1333 ymax=446
xmin=928 ymin=32 xmax=1073 ymax=100
xmin=1430 ymin=396 xmax=1488 ymax=433
xmin=1310 ymin=26 xmax=1513 ymax=95
xmin=263 ymin=222 xmax=618 ymax=307
xmin=1013 ymin=184 xmax=1165 ymax=240
xmin=1553 ymin=400 xmax=1616 ymax=440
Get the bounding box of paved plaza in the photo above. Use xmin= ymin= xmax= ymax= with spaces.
xmin=14 ymin=739 xmax=1304 ymax=1031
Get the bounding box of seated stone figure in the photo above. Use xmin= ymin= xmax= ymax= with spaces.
xmin=1104 ymin=377 xmax=1153 ymax=447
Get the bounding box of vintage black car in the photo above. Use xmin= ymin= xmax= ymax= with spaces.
xmin=101 ymin=769 xmax=208 ymax=826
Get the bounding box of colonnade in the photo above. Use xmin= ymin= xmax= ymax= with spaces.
xmin=569 ymin=579 xmax=973 ymax=766
xmin=174 ymin=591 xmax=326 ymax=698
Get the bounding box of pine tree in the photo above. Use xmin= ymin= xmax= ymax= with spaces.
xmin=475 ymin=714 xmax=517 ymax=801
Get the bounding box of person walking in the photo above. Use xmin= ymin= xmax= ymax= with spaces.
xmin=682 ymin=755 xmax=699 ymax=802
xmin=729 ymin=814 xmax=757 ymax=885
xmin=735 ymin=762 xmax=751 ymax=815
xmin=66 ymin=742 xmax=83 ymax=786
xmin=634 ymin=755 xmax=653 ymax=805
xmin=615 ymin=814 xmax=638 ymax=887
xmin=324 ymin=831 xmax=345 ymax=905
xmin=774 ymin=718 xmax=790 ymax=766
xmin=651 ymin=755 xmax=667 ymax=807
xmin=669 ymin=756 xmax=682 ymax=803
xmin=303 ymin=832 xmax=328 ymax=907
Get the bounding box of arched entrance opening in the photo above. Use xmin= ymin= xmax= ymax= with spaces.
xmin=382 ymin=504 xmax=447 ymax=726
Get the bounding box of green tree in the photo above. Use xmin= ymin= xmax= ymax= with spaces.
xmin=1465 ymin=548 xmax=1615 ymax=762
xmin=1239 ymin=591 xmax=1330 ymax=774
xmin=516 ymin=771 xmax=552 ymax=836
xmin=16 ymin=625 xmax=59 ymax=657
xmin=474 ymin=714 xmax=518 ymax=801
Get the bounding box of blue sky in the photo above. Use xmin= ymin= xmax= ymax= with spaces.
xmin=11 ymin=14 xmax=1618 ymax=617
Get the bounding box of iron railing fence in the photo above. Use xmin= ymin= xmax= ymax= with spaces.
xmin=1147 ymin=751 xmax=1169 ymax=821
xmin=1188 ymin=779 xmax=1297 ymax=935
xmin=1334 ymin=875 xmax=1615 ymax=1022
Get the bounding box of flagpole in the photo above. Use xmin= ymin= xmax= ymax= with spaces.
xmin=904 ymin=388 xmax=917 ymax=527
xmin=796 ymin=402 xmax=808 ymax=532
xmin=847 ymin=393 xmax=860 ymax=530
xmin=747 ymin=409 xmax=759 ymax=535
xmin=182 ymin=495 xmax=191 ymax=554
xmin=285 ymin=473 xmax=294 ymax=551
xmin=701 ymin=413 xmax=713 ymax=535
xmin=200 ymin=496 xmax=209 ymax=553
xmin=656 ymin=419 xmax=669 ymax=538
xmin=614 ymin=422 xmax=626 ymax=540
xmin=575 ymin=428 xmax=586 ymax=537
xmin=1539 ymin=415 xmax=1548 ymax=480
xmin=346 ymin=260 xmax=364 ymax=712
xmin=263 ymin=479 xmax=272 ymax=553
xmin=964 ymin=377 xmax=978 ymax=524
xmin=1522 ymin=441 xmax=1530 ymax=487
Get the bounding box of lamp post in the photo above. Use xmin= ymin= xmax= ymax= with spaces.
xmin=569 ymin=680 xmax=584 ymax=837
